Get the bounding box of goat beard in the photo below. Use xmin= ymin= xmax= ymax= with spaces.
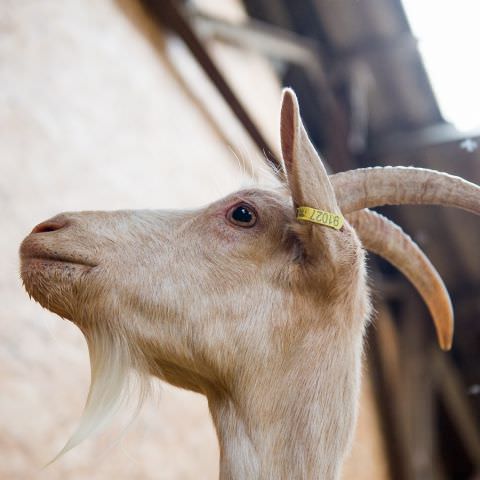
xmin=48 ymin=316 xmax=150 ymax=464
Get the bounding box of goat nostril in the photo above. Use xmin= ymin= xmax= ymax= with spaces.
xmin=31 ymin=219 xmax=68 ymax=234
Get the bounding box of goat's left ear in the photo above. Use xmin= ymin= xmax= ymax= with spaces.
xmin=280 ymin=88 xmax=340 ymax=215
xmin=280 ymin=88 xmax=348 ymax=273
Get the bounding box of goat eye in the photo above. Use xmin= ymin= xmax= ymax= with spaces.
xmin=227 ymin=204 xmax=257 ymax=228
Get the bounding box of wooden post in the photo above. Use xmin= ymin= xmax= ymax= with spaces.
xmin=369 ymin=302 xmax=413 ymax=480
xmin=400 ymin=296 xmax=437 ymax=480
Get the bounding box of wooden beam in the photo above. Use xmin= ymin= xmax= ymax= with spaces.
xmin=400 ymin=297 xmax=438 ymax=480
xmin=187 ymin=8 xmax=321 ymax=69
xmin=368 ymin=303 xmax=413 ymax=480
xmin=336 ymin=33 xmax=418 ymax=63
xmin=371 ymin=122 xmax=480 ymax=156
xmin=432 ymin=349 xmax=480 ymax=470
xmin=138 ymin=0 xmax=282 ymax=174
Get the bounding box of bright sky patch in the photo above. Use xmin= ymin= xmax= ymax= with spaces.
xmin=402 ymin=0 xmax=480 ymax=131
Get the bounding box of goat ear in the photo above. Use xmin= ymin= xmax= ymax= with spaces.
xmin=280 ymin=88 xmax=340 ymax=215
xmin=280 ymin=89 xmax=346 ymax=274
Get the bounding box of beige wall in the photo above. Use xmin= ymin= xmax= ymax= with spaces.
xmin=0 ymin=1 xmax=388 ymax=479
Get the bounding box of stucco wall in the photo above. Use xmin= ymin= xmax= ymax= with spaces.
xmin=0 ymin=1 xmax=388 ymax=479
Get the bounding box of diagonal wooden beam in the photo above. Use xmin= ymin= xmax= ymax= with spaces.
xmin=139 ymin=0 xmax=282 ymax=174
xmin=186 ymin=8 xmax=322 ymax=69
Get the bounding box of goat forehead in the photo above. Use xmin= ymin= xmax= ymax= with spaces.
xmin=205 ymin=187 xmax=291 ymax=214
xmin=224 ymin=187 xmax=288 ymax=205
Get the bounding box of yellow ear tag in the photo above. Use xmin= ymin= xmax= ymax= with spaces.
xmin=296 ymin=206 xmax=344 ymax=230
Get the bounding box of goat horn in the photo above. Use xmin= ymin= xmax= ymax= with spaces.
xmin=332 ymin=166 xmax=480 ymax=215
xmin=347 ymin=209 xmax=453 ymax=351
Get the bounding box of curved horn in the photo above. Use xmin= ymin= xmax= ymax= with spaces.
xmin=347 ymin=209 xmax=453 ymax=350
xmin=332 ymin=166 xmax=480 ymax=215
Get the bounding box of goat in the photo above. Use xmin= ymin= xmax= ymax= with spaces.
xmin=20 ymin=89 xmax=480 ymax=479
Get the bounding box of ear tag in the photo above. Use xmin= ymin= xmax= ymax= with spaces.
xmin=296 ymin=206 xmax=344 ymax=230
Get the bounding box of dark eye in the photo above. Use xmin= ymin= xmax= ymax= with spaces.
xmin=227 ymin=204 xmax=257 ymax=228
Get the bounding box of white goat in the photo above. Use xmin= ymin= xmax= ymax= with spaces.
xmin=20 ymin=89 xmax=480 ymax=479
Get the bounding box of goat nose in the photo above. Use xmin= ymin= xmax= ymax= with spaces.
xmin=31 ymin=218 xmax=68 ymax=234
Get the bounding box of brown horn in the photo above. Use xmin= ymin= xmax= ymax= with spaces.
xmin=347 ymin=209 xmax=453 ymax=350
xmin=332 ymin=166 xmax=480 ymax=215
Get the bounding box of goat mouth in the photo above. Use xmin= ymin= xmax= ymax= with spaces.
xmin=22 ymin=254 xmax=97 ymax=268
xmin=20 ymin=238 xmax=97 ymax=269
